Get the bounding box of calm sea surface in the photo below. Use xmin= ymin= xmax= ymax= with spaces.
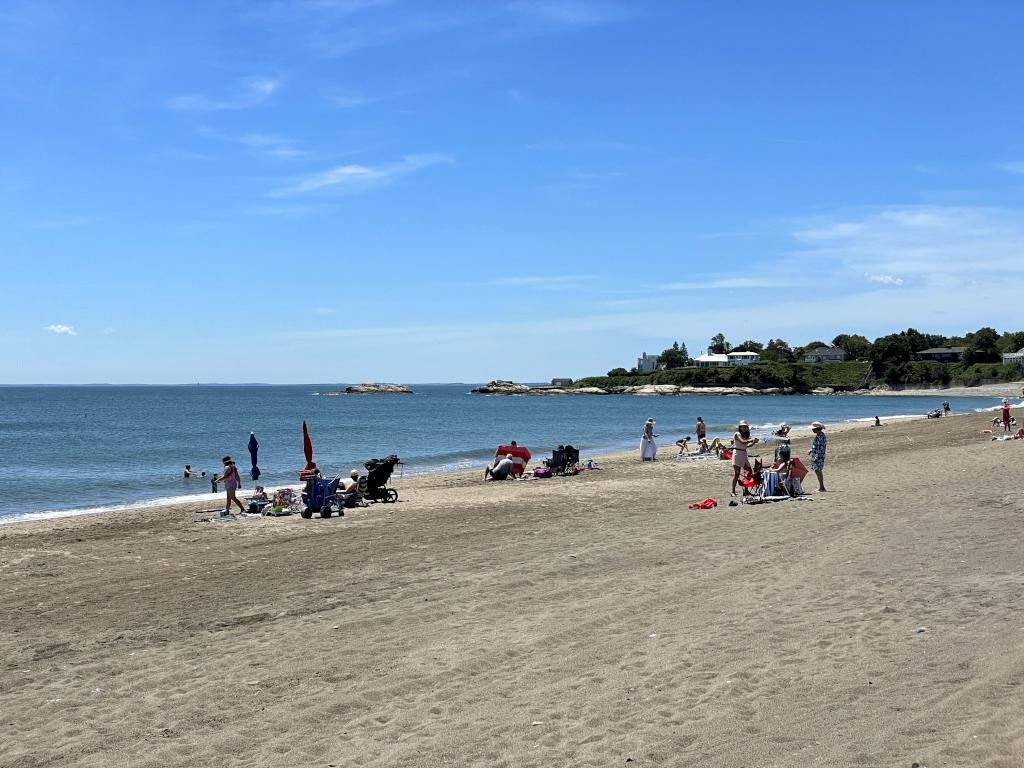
xmin=0 ymin=384 xmax=1009 ymax=521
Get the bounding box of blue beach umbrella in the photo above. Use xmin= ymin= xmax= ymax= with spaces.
xmin=248 ymin=432 xmax=261 ymax=481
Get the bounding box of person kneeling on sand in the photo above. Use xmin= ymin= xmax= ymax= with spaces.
xmin=485 ymin=454 xmax=516 ymax=481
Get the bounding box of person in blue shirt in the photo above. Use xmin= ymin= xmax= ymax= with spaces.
xmin=809 ymin=422 xmax=827 ymax=492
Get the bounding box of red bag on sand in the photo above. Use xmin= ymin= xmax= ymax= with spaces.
xmin=721 ymin=449 xmax=732 ymax=461
xmin=688 ymin=498 xmax=717 ymax=510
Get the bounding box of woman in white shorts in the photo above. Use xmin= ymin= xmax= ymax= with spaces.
xmin=731 ymin=420 xmax=758 ymax=497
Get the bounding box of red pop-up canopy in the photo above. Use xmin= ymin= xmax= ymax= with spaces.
xmin=495 ymin=444 xmax=531 ymax=476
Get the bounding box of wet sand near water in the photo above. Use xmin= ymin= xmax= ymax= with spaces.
xmin=2 ymin=409 xmax=1023 ymax=767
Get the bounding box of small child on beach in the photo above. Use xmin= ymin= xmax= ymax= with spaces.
xmin=675 ymin=436 xmax=691 ymax=454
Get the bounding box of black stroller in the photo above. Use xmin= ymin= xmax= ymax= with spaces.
xmin=361 ymin=455 xmax=402 ymax=503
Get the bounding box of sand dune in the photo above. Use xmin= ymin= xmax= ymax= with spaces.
xmin=2 ymin=410 xmax=1023 ymax=767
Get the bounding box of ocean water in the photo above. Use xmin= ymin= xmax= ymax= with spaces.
xmin=0 ymin=384 xmax=1013 ymax=522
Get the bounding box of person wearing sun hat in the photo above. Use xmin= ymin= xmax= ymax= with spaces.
xmin=730 ymin=419 xmax=759 ymax=496
xmin=640 ymin=417 xmax=658 ymax=461
xmin=809 ymin=421 xmax=827 ymax=492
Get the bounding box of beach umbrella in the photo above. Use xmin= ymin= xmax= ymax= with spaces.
xmin=302 ymin=420 xmax=315 ymax=470
xmin=248 ymin=432 xmax=261 ymax=481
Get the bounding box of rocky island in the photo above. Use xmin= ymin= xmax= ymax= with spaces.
xmin=320 ymin=383 xmax=414 ymax=395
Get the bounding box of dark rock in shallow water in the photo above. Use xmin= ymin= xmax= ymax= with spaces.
xmin=335 ymin=383 xmax=414 ymax=394
xmin=470 ymin=380 xmax=531 ymax=394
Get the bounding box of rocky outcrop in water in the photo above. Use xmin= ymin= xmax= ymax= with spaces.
xmin=470 ymin=380 xmax=532 ymax=394
xmin=340 ymin=383 xmax=414 ymax=394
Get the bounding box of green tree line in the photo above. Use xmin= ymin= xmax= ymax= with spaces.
xmin=598 ymin=328 xmax=1024 ymax=389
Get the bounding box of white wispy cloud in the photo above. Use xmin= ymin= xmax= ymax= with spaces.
xmin=46 ymin=324 xmax=77 ymax=336
xmin=525 ymin=139 xmax=631 ymax=152
xmin=331 ymin=92 xmax=371 ymax=108
xmin=506 ymin=1 xmax=634 ymax=27
xmin=791 ymin=205 xmax=1024 ymax=280
xmin=866 ymin=274 xmax=904 ymax=286
xmin=657 ymin=277 xmax=782 ymax=291
xmin=270 ymin=153 xmax=451 ymax=196
xmin=238 ymin=133 xmax=304 ymax=159
xmin=469 ymin=275 xmax=595 ymax=290
xmin=998 ymin=161 xmax=1024 ymax=175
xmin=167 ymin=77 xmax=282 ymax=112
xmin=251 ymin=1 xmax=629 ymax=59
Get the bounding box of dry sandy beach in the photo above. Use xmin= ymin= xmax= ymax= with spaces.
xmin=2 ymin=410 xmax=1023 ymax=767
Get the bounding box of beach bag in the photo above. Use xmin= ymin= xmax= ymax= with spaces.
xmin=533 ymin=467 xmax=552 ymax=478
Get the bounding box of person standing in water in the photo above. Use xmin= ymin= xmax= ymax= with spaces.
xmin=809 ymin=422 xmax=828 ymax=492
xmin=640 ymin=418 xmax=658 ymax=461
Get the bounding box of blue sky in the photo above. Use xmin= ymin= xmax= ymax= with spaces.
xmin=2 ymin=0 xmax=1023 ymax=384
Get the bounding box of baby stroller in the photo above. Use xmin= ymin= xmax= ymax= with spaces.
xmin=361 ymin=455 xmax=401 ymax=503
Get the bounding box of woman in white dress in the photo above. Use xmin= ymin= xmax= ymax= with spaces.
xmin=730 ymin=419 xmax=759 ymax=497
xmin=640 ymin=417 xmax=658 ymax=461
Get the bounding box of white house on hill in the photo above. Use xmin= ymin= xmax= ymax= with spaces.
xmin=1003 ymin=348 xmax=1024 ymax=367
xmin=695 ymin=353 xmax=731 ymax=368
xmin=727 ymin=351 xmax=760 ymax=366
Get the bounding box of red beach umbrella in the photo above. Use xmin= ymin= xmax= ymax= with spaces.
xmin=302 ymin=420 xmax=315 ymax=470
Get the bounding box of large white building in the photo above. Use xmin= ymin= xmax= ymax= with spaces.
xmin=694 ymin=353 xmax=731 ymax=367
xmin=694 ymin=350 xmax=761 ymax=368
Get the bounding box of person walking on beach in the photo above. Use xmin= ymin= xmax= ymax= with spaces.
xmin=1001 ymin=400 xmax=1011 ymax=433
xmin=730 ymin=420 xmax=758 ymax=496
xmin=640 ymin=418 xmax=658 ymax=461
xmin=216 ymin=456 xmax=246 ymax=516
xmin=809 ymin=422 xmax=828 ymax=492
xmin=695 ymin=416 xmax=706 ymax=442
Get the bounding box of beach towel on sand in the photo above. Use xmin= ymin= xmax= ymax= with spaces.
xmin=688 ymin=498 xmax=717 ymax=510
